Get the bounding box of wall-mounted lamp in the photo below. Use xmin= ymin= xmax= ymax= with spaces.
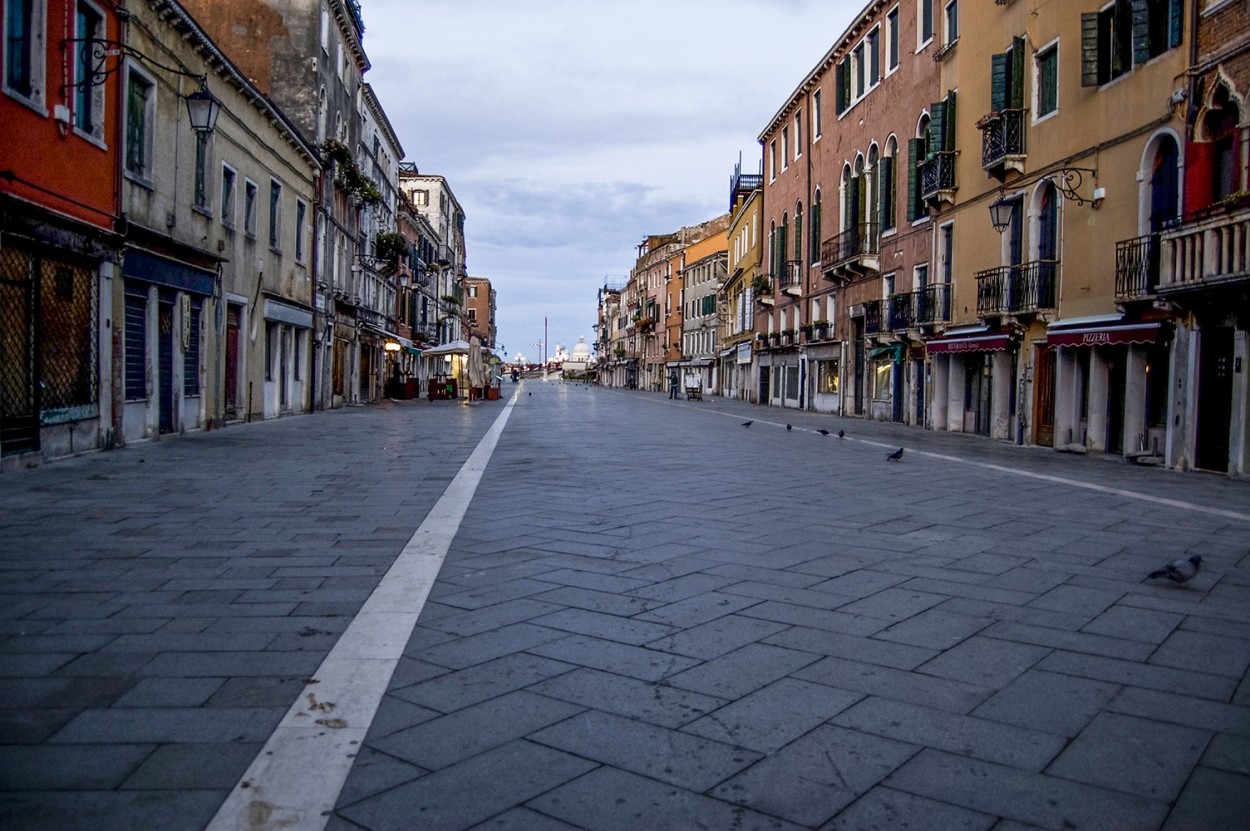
xmin=63 ymin=37 xmax=222 ymax=135
xmin=989 ymin=166 xmax=1100 ymax=233
xmin=988 ymin=195 xmax=1014 ymax=234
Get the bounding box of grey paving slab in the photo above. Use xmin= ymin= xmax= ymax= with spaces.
xmin=339 ymin=740 xmax=598 ymax=831
xmin=765 ymin=625 xmax=939 ymax=670
xmin=1038 ymin=650 xmax=1238 ymax=701
xmin=0 ymin=743 xmax=155 ymax=790
xmin=1081 ymin=604 xmax=1185 ymax=644
xmin=0 ymin=790 xmax=225 ymax=831
xmin=120 ymin=742 xmax=262 ymax=790
xmin=971 ymin=669 xmax=1120 ymax=737
xmin=529 ymin=667 xmax=726 ymax=728
xmin=885 ymin=748 xmax=1169 ymax=830
xmin=833 ymin=696 xmax=1066 ymax=771
xmin=528 ymin=634 xmax=700 ymax=682
xmin=414 ymin=623 xmax=568 ymax=670
xmin=466 ymin=807 xmax=583 ymax=831
xmin=874 ymin=608 xmax=995 ymax=650
xmin=390 ymin=652 xmax=575 ymax=713
xmin=527 ymin=766 xmax=804 ymax=831
xmin=633 ymin=591 xmax=763 ymax=628
xmin=738 ymin=599 xmax=892 ymax=636
xmin=527 ymin=607 xmax=678 ymax=645
xmin=711 ymin=724 xmax=919 ymax=827
xmin=663 ymin=642 xmax=822 ymax=699
xmin=1104 ymin=686 xmax=1250 ymax=737
xmin=530 ymin=709 xmax=761 ymax=791
xmin=1147 ymin=629 xmax=1250 ymax=679
xmin=980 ymin=620 xmax=1155 ymax=661
xmin=918 ymin=636 xmax=1052 ymax=688
xmin=371 ymin=690 xmax=584 ymax=770
xmin=1161 ymin=767 xmax=1250 ymax=831
xmin=645 ymin=614 xmax=790 ymax=660
xmin=796 ymin=655 xmax=994 ymax=713
xmin=1046 ymin=711 xmax=1209 ymax=802
xmin=821 ymin=786 xmax=998 ymax=831
xmin=681 ymin=677 xmax=862 ymax=753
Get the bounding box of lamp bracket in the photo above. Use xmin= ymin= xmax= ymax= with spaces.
xmin=62 ymin=37 xmax=205 ymax=92
xmin=1048 ymin=167 xmax=1098 ymax=206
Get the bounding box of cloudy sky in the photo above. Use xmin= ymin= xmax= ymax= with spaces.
xmin=361 ymin=0 xmax=860 ymax=362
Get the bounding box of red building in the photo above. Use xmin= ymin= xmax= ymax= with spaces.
xmin=1 ymin=0 xmax=123 ymax=465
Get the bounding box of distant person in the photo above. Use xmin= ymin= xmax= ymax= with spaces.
xmin=669 ymin=370 xmax=679 ymax=399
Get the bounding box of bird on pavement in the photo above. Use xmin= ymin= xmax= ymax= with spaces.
xmin=1145 ymin=555 xmax=1202 ymax=585
xmin=886 ymin=447 xmax=904 ymax=461
xmin=817 ymin=429 xmax=830 ymax=436
xmin=741 ymin=420 xmax=753 ymax=427
xmin=786 ymin=424 xmax=792 ymax=431
xmin=837 ymin=430 xmax=845 ymax=439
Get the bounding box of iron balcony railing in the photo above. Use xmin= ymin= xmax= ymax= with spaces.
xmin=919 ymin=151 xmax=957 ymax=201
xmin=980 ymin=108 xmax=1026 ymax=171
xmin=888 ymin=293 xmax=914 ymax=330
xmin=912 ymin=283 xmax=952 ymax=325
xmin=1115 ymin=234 xmax=1160 ymax=300
xmin=780 ymin=260 xmax=803 ymax=292
xmin=864 ymin=298 xmax=883 ymax=334
xmin=820 ymin=222 xmax=880 ymax=268
xmin=976 ymin=260 xmax=1057 ymax=316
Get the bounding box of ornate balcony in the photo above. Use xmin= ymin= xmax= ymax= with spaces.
xmin=887 ymin=293 xmax=914 ymax=331
xmin=821 ymin=222 xmax=879 ymax=281
xmin=780 ymin=260 xmax=803 ymax=296
xmin=976 ymin=260 xmax=1057 ymax=318
xmin=1158 ymin=200 xmax=1250 ymax=299
xmin=919 ymin=151 xmax=957 ymax=207
xmin=864 ymin=299 xmax=883 ymax=334
xmin=1115 ymin=234 xmax=1160 ymax=302
xmin=979 ymin=108 xmax=1026 ymax=178
xmin=912 ymin=283 xmax=952 ymax=327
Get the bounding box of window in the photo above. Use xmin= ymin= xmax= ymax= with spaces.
xmin=319 ymin=2 xmax=329 ymax=52
xmin=881 ymin=139 xmax=897 ymax=231
xmin=1081 ymin=0 xmax=1182 ymax=87
xmin=73 ymin=2 xmax=105 ymax=139
xmin=268 ymin=180 xmax=282 ymax=249
xmin=184 ymin=297 xmax=201 ymax=396
xmin=943 ymin=0 xmax=958 ymax=45
xmin=919 ymin=0 xmax=934 ymax=46
xmin=4 ymin=0 xmax=45 ymax=104
xmin=123 ymin=285 xmax=147 ymax=400
xmin=991 ymin=37 xmax=1027 ymax=112
xmin=782 ymin=127 xmax=789 ymax=170
xmin=769 ymin=140 xmax=777 ymax=180
xmin=794 ymin=111 xmax=802 ymax=158
xmin=887 ymin=7 xmax=900 ymax=71
xmin=940 ymin=223 xmax=953 ymax=282
xmin=812 ymin=90 xmax=822 ymax=138
xmin=817 ymin=360 xmax=840 ymax=394
xmin=836 ymin=58 xmax=850 ymax=115
xmin=872 ymin=357 xmax=893 ymax=402
xmin=907 ymin=118 xmax=929 ymax=222
xmin=853 ymin=43 xmax=865 ymax=98
xmin=295 ymin=200 xmax=307 ymax=261
xmin=810 ymin=190 xmax=821 ymax=263
xmin=221 ymin=165 xmax=236 ymax=226
xmin=244 ymin=180 xmax=258 ymax=236
xmin=193 ymin=132 xmax=210 ymax=210
xmin=1036 ymin=44 xmax=1058 ymax=117
xmin=868 ymin=27 xmax=881 ymax=86
xmin=124 ymin=68 xmax=155 ymax=182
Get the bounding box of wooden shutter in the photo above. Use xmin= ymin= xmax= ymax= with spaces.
xmin=1131 ymin=0 xmax=1150 ymax=66
xmin=928 ymin=102 xmax=945 ymax=159
xmin=1168 ymin=0 xmax=1183 ymax=49
xmin=906 ymin=139 xmax=919 ymax=221
xmin=1010 ymin=37 xmax=1026 ymax=108
xmin=810 ymin=200 xmax=821 ymax=261
xmin=944 ymin=90 xmax=957 ymax=152
xmin=836 ymin=60 xmax=850 ymax=114
xmin=1081 ymin=12 xmax=1100 ymax=86
xmin=879 ymin=156 xmax=894 ymax=230
xmin=990 ymin=52 xmax=1008 ymax=111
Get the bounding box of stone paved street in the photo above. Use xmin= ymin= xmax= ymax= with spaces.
xmin=2 ymin=381 xmax=1250 ymax=831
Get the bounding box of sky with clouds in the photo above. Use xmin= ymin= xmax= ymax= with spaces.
xmin=361 ymin=0 xmax=860 ymax=363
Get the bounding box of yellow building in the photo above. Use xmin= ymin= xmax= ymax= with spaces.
xmin=721 ymin=163 xmax=765 ymax=401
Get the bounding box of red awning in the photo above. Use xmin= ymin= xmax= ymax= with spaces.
xmin=1046 ymin=322 xmax=1162 ymax=348
xmin=926 ymin=332 xmax=1012 ymax=354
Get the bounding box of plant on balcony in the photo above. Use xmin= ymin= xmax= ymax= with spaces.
xmin=613 ymin=343 xmax=626 ymax=358
xmin=321 ymin=140 xmax=383 ymax=207
xmin=441 ymin=293 xmax=462 ymax=306
xmin=751 ymin=275 xmax=773 ymax=295
xmin=373 ymin=231 xmax=410 ymax=266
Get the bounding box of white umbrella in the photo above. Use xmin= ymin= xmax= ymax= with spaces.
xmin=467 ymin=336 xmax=484 ymax=388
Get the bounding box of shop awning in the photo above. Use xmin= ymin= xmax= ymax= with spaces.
xmin=868 ymin=344 xmax=906 ymax=361
xmin=422 ymin=339 xmax=471 ymax=356
xmin=926 ymin=329 xmax=1012 ymax=354
xmin=1045 ymin=320 xmax=1163 ymax=347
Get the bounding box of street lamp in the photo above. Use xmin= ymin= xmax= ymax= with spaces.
xmin=988 ymin=195 xmax=1014 ymax=234
xmin=184 ymin=79 xmax=221 ymax=134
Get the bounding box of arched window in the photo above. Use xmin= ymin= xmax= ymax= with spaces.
xmin=810 ymin=188 xmax=822 ymax=263
xmin=868 ymin=144 xmax=880 ymax=234
xmin=1149 ymin=134 xmax=1179 ymax=233
xmin=841 ymin=164 xmax=853 ymax=230
xmin=882 ymin=136 xmax=898 ymax=231
xmin=794 ymin=201 xmax=804 ymax=261
xmin=1205 ymin=84 xmax=1242 ymax=201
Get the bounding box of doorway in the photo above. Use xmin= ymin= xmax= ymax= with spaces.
xmin=1034 ymin=346 xmax=1056 ymax=447
xmin=1106 ymin=347 xmax=1127 ymax=454
xmin=158 ymin=293 xmax=174 ymax=434
xmin=225 ymin=305 xmax=241 ymax=420
xmin=1196 ymin=326 xmax=1234 ymax=471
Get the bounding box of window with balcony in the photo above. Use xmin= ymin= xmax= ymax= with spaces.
xmin=907 ymin=115 xmax=930 ymax=222
xmin=982 ymin=37 xmax=1027 ymax=175
xmin=921 ymin=91 xmax=957 ymax=205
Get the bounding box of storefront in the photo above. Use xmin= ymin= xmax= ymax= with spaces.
xmin=926 ymin=326 xmax=1016 ymax=439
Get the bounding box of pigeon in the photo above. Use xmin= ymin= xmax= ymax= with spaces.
xmin=1145 ymin=555 xmax=1202 ymax=585
xmin=741 ymin=420 xmax=753 ymax=427
xmin=786 ymin=424 xmax=792 ymax=431
xmin=837 ymin=430 xmax=845 ymax=439
xmin=817 ymin=429 xmax=830 ymax=436
xmin=886 ymin=447 xmax=904 ymax=461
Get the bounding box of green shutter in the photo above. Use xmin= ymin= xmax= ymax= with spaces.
xmin=794 ymin=214 xmax=802 ymax=259
xmin=1081 ymin=12 xmax=1100 ymax=86
xmin=944 ymin=90 xmax=957 ymax=151
xmin=879 ymin=156 xmax=894 ymax=230
xmin=990 ymin=53 xmax=1008 ymax=111
xmin=1168 ymin=0 xmax=1183 ymax=49
xmin=836 ymin=60 xmax=850 ymax=114
xmin=906 ymin=139 xmax=919 ymax=221
xmin=928 ymin=102 xmax=945 ymax=159
xmin=810 ymin=200 xmax=821 ymax=261
xmin=1010 ymin=36 xmax=1026 ymax=108
xmin=778 ymin=224 xmax=787 ymax=272
xmin=1131 ymin=0 xmax=1150 ymax=66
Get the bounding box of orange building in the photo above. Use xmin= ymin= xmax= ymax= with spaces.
xmin=1 ymin=0 xmax=123 ymax=465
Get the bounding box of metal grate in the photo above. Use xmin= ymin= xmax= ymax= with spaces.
xmin=0 ymin=246 xmax=36 ymax=454
xmin=38 ymin=258 xmax=98 ymax=422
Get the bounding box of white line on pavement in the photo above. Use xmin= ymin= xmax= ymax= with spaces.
xmin=204 ymin=393 xmax=520 ymax=831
